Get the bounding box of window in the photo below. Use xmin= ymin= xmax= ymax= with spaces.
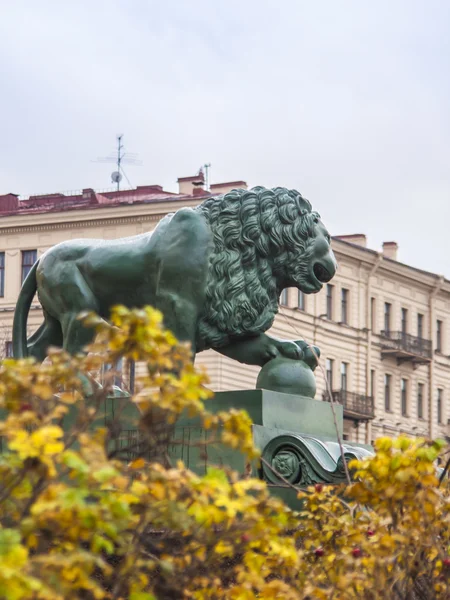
xmin=21 ymin=250 xmax=37 ymax=284
xmin=297 ymin=290 xmax=305 ymax=311
xmin=326 ymin=359 xmax=334 ymax=390
xmin=384 ymin=374 xmax=391 ymax=411
xmin=5 ymin=341 xmax=13 ymax=358
xmin=280 ymin=289 xmax=288 ymax=306
xmin=341 ymin=362 xmax=348 ymax=392
xmin=437 ymin=389 xmax=443 ymax=424
xmin=370 ymin=297 xmax=376 ymax=331
xmin=326 ymin=284 xmax=334 ymax=320
xmin=417 ymin=383 xmax=424 ymax=419
xmin=401 ymin=378 xmax=408 ymax=416
xmin=0 ymin=252 xmax=4 ymax=297
xmin=341 ymin=288 xmax=349 ymax=324
xmin=417 ymin=313 xmax=424 ymax=339
xmin=401 ymin=308 xmax=408 ymax=336
xmin=436 ymin=320 xmax=443 ymax=353
xmin=384 ymin=303 xmax=391 ymax=334
xmin=370 ymin=369 xmax=375 ymax=398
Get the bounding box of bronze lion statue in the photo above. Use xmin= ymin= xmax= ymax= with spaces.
xmin=13 ymin=186 xmax=337 ymax=367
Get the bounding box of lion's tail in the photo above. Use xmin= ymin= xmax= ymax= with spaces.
xmin=12 ymin=260 xmax=39 ymax=358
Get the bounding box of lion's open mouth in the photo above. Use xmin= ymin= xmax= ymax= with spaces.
xmin=313 ymin=262 xmax=333 ymax=283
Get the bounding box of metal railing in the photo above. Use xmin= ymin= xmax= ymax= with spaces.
xmin=18 ymin=185 xmax=134 ymax=201
xmin=324 ymin=390 xmax=375 ymax=419
xmin=380 ymin=331 xmax=432 ymax=360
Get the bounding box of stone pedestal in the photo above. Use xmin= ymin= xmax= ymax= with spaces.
xmin=169 ymin=389 xmax=373 ymax=508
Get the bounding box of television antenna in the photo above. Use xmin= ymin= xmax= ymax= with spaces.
xmin=93 ymin=135 xmax=142 ymax=190
xmin=203 ymin=163 xmax=211 ymax=191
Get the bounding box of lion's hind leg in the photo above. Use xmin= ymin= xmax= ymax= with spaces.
xmin=27 ymin=312 xmax=63 ymax=362
xmin=55 ymin=269 xmax=100 ymax=357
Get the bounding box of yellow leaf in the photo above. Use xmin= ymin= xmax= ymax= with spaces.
xmin=151 ymin=482 xmax=165 ymax=500
xmin=214 ymin=540 xmax=234 ymax=556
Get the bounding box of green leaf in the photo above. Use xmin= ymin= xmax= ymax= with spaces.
xmin=433 ymin=438 xmax=446 ymax=450
xmin=203 ymin=467 xmax=229 ymax=487
xmin=390 ymin=456 xmax=401 ymax=471
xmin=91 ymin=534 xmax=114 ymax=555
xmin=93 ymin=466 xmax=120 ymax=483
xmin=61 ymin=451 xmax=90 ymax=474
xmin=60 ymin=488 xmax=89 ymax=508
xmin=0 ymin=528 xmax=21 ymax=555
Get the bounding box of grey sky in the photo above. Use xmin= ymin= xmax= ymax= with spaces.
xmin=1 ymin=0 xmax=449 ymax=276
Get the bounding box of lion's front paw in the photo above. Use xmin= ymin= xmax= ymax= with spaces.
xmin=274 ymin=340 xmax=303 ymax=361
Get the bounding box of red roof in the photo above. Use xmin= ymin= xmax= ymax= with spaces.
xmin=0 ymin=184 xmax=211 ymax=217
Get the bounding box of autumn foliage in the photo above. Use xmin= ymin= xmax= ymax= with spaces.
xmin=0 ymin=306 xmax=449 ymax=599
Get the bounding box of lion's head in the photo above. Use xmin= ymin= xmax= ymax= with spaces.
xmin=196 ymin=186 xmax=337 ymax=350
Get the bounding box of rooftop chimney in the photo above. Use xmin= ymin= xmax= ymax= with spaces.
xmin=177 ymin=172 xmax=205 ymax=195
xmin=0 ymin=193 xmax=19 ymax=213
xmin=382 ymin=241 xmax=398 ymax=261
xmin=82 ymin=188 xmax=95 ymax=200
xmin=335 ymin=234 xmax=367 ymax=248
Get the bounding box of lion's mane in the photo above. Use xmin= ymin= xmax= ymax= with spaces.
xmin=195 ymin=186 xmax=320 ymax=350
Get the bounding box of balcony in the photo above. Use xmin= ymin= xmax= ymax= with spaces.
xmin=380 ymin=331 xmax=432 ymax=366
xmin=323 ymin=390 xmax=375 ymax=421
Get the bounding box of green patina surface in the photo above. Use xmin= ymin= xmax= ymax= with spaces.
xmin=13 ymin=187 xmax=336 ymax=377
xmin=170 ymin=389 xmax=373 ymax=509
xmin=182 ymin=389 xmax=344 ymax=438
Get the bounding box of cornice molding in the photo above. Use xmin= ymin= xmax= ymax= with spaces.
xmin=333 ymin=240 xmax=449 ymax=292
xmin=0 ymin=213 xmax=164 ymax=235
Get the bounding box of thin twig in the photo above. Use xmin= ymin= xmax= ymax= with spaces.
xmin=260 ymin=455 xmax=304 ymax=492
xmin=263 ymin=459 xmax=359 ymax=512
xmin=312 ymin=347 xmax=351 ymax=485
xmin=438 ymin=455 xmax=450 ymax=486
xmin=279 ymin=310 xmax=352 ymax=485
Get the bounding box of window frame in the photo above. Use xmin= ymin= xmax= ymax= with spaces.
xmin=370 ymin=369 xmax=375 ymax=399
xmin=21 ymin=250 xmax=37 ymax=284
xmin=417 ymin=313 xmax=424 ymax=339
xmin=384 ymin=374 xmax=391 ymax=412
xmin=401 ymin=378 xmax=408 ymax=417
xmin=437 ymin=388 xmax=443 ymax=424
xmin=401 ymin=307 xmax=408 ymax=336
xmin=340 ymin=362 xmax=348 ymax=392
xmin=341 ymin=288 xmax=349 ymax=324
xmin=417 ymin=382 xmax=424 ymax=419
xmin=384 ymin=302 xmax=391 ymax=334
xmin=326 ymin=284 xmax=334 ymax=320
xmin=436 ymin=320 xmax=443 ymax=353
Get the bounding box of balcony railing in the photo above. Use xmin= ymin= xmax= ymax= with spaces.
xmin=323 ymin=390 xmax=375 ymax=420
xmin=380 ymin=331 xmax=432 ymax=364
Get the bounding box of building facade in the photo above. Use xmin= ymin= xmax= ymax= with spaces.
xmin=0 ymin=174 xmax=449 ymax=444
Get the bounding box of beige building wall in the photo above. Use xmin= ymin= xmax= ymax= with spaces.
xmin=1 ymin=187 xmax=449 ymax=444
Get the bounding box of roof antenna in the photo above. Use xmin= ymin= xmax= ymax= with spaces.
xmin=93 ymin=135 xmax=142 ymax=190
xmin=199 ymin=163 xmax=211 ymax=191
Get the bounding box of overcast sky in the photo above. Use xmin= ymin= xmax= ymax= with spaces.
xmin=1 ymin=1 xmax=449 ymax=276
